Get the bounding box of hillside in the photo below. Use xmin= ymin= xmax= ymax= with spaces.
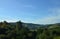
xmin=0 ymin=21 xmax=60 ymax=39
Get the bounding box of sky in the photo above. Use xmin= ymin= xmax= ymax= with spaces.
xmin=0 ymin=0 xmax=60 ymax=24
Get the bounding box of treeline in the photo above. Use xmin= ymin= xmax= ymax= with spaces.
xmin=0 ymin=21 xmax=60 ymax=39
xmin=0 ymin=21 xmax=37 ymax=39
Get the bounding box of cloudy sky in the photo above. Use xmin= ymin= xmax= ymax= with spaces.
xmin=0 ymin=0 xmax=60 ymax=24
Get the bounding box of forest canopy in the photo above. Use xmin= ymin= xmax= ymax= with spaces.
xmin=0 ymin=21 xmax=60 ymax=39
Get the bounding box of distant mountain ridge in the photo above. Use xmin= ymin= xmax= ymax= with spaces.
xmin=9 ymin=22 xmax=44 ymax=30
xmin=9 ymin=22 xmax=60 ymax=30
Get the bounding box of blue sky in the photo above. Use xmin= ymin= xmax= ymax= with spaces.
xmin=0 ymin=0 xmax=60 ymax=24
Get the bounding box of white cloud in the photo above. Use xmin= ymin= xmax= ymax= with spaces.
xmin=0 ymin=19 xmax=18 ymax=22
xmin=35 ymin=16 xmax=60 ymax=24
xmin=24 ymin=5 xmax=33 ymax=8
xmin=22 ymin=5 xmax=36 ymax=9
xmin=0 ymin=16 xmax=19 ymax=22
xmin=35 ymin=8 xmax=60 ymax=24
xmin=50 ymin=0 xmax=60 ymax=5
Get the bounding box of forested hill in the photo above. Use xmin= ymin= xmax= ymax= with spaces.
xmin=9 ymin=22 xmax=45 ymax=30
xmin=10 ymin=22 xmax=60 ymax=29
xmin=9 ymin=22 xmax=60 ymax=30
xmin=0 ymin=21 xmax=60 ymax=39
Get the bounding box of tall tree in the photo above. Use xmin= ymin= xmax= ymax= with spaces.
xmin=16 ymin=21 xmax=22 ymax=29
xmin=1 ymin=21 xmax=8 ymax=28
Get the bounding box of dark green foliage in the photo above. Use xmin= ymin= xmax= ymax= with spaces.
xmin=0 ymin=21 xmax=60 ymax=39
xmin=0 ymin=21 xmax=37 ymax=39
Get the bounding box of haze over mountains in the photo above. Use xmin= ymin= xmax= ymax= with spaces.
xmin=0 ymin=21 xmax=60 ymax=39
xmin=9 ymin=21 xmax=60 ymax=30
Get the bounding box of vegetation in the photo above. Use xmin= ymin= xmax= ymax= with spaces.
xmin=0 ymin=21 xmax=60 ymax=39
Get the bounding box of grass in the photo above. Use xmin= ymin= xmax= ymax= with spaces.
xmin=54 ymin=36 xmax=60 ymax=39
